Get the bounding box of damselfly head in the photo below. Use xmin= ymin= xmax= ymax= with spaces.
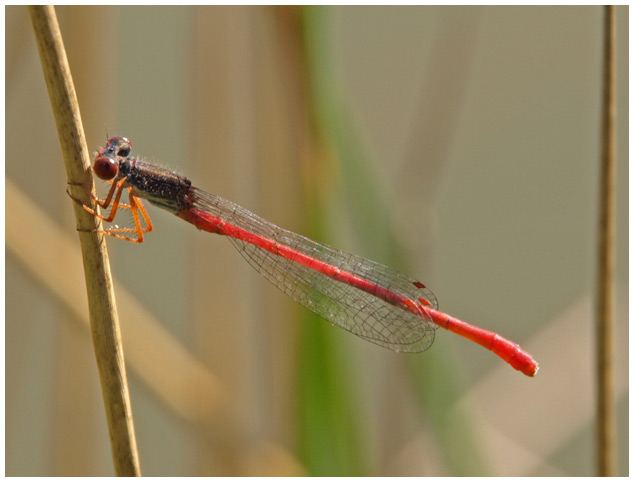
xmin=93 ymin=136 xmax=132 ymax=180
xmin=103 ymin=136 xmax=132 ymax=158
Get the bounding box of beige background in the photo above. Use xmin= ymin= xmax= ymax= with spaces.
xmin=6 ymin=5 xmax=628 ymax=476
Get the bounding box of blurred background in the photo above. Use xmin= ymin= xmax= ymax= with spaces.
xmin=6 ymin=5 xmax=628 ymax=476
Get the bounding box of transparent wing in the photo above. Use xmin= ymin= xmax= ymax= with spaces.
xmin=192 ymin=188 xmax=438 ymax=352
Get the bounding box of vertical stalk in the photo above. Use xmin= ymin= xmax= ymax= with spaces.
xmin=28 ymin=6 xmax=141 ymax=476
xmin=595 ymin=5 xmax=616 ymax=477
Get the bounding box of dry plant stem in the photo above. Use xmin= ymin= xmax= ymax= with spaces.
xmin=7 ymin=179 xmax=305 ymax=475
xmin=28 ymin=6 xmax=141 ymax=476
xmin=595 ymin=5 xmax=616 ymax=477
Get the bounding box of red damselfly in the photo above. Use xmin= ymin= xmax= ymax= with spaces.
xmin=68 ymin=137 xmax=539 ymax=377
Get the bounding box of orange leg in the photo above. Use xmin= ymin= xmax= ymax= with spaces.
xmin=89 ymin=193 xmax=154 ymax=243
xmin=67 ymin=177 xmax=128 ymax=222
xmin=84 ymin=177 xmax=127 ymax=222
xmin=67 ymin=179 xmax=154 ymax=243
xmin=94 ymin=180 xmax=134 ymax=209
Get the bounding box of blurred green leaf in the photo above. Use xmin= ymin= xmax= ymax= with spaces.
xmin=297 ymin=5 xmax=486 ymax=476
xmin=295 ymin=171 xmax=368 ymax=476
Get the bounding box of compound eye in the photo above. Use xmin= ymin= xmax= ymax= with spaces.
xmin=93 ymin=155 xmax=119 ymax=180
